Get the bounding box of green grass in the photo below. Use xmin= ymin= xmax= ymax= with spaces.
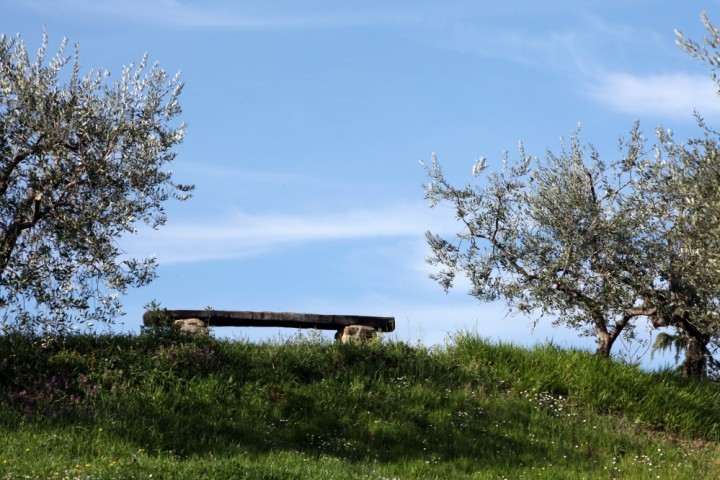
xmin=0 ymin=329 xmax=718 ymax=479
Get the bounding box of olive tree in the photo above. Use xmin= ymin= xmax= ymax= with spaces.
xmin=0 ymin=33 xmax=192 ymax=333
xmin=423 ymin=12 xmax=720 ymax=378
xmin=422 ymin=125 xmax=660 ymax=358
xmin=424 ymin=119 xmax=720 ymax=376
xmin=631 ymin=13 xmax=720 ymax=377
xmin=426 ymin=124 xmax=720 ymax=368
xmin=638 ymin=123 xmax=720 ymax=377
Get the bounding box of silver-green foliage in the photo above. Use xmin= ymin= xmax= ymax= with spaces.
xmin=424 ymin=123 xmax=720 ymax=366
xmin=422 ymin=125 xmax=660 ymax=357
xmin=635 ymin=123 xmax=720 ymax=376
xmin=0 ymin=33 xmax=193 ymax=333
xmin=423 ymin=12 xmax=720 ymax=371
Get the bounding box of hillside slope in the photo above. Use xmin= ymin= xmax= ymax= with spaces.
xmin=0 ymin=331 xmax=718 ymax=479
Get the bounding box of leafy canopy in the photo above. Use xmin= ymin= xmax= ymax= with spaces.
xmin=0 ymin=32 xmax=192 ymax=333
xmin=423 ymin=125 xmax=658 ymax=356
xmin=423 ymin=12 xmax=720 ymax=374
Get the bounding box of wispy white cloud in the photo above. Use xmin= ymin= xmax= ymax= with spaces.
xmin=19 ymin=0 xmax=292 ymax=28
xmin=17 ymin=0 xmax=490 ymax=30
xmin=122 ymin=202 xmax=460 ymax=264
xmin=411 ymin=8 xmax=668 ymax=73
xmin=17 ymin=0 xmax=635 ymax=35
xmin=586 ymin=72 xmax=720 ymax=118
xmin=173 ymin=163 xmax=338 ymax=189
xmin=411 ymin=7 xmax=713 ymax=122
xmin=418 ymin=22 xmax=582 ymax=69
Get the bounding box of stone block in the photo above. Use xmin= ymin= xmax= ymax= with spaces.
xmin=335 ymin=325 xmax=376 ymax=343
xmin=173 ymin=318 xmax=208 ymax=336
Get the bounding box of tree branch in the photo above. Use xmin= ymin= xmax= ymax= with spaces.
xmin=0 ymin=134 xmax=45 ymax=197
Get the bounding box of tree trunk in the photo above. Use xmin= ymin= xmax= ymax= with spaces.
xmin=593 ymin=312 xmax=635 ymax=358
xmin=673 ymin=314 xmax=711 ymax=379
xmin=596 ymin=331 xmax=614 ymax=357
xmin=682 ymin=337 xmax=709 ymax=379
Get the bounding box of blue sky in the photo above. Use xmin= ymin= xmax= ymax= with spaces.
xmin=2 ymin=1 xmax=719 ymax=367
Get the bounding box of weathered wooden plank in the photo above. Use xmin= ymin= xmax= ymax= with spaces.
xmin=143 ymin=310 xmax=395 ymax=332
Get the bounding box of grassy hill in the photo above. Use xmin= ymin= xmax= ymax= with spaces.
xmin=0 ymin=329 xmax=718 ymax=479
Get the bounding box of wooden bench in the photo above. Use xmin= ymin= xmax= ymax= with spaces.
xmin=143 ymin=310 xmax=395 ymax=342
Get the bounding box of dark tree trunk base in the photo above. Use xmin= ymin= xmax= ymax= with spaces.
xmin=682 ymin=338 xmax=709 ymax=378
